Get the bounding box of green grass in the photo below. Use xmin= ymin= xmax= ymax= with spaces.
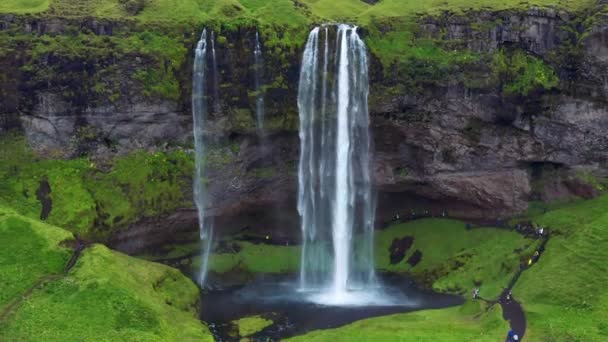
xmin=234 ymin=315 xmax=273 ymax=337
xmin=205 ymin=241 xmax=300 ymax=274
xmin=287 ymin=301 xmax=507 ymax=342
xmin=376 ymin=218 xmax=534 ymax=298
xmin=0 ymin=206 xmax=73 ymax=308
xmin=0 ymin=206 xmax=212 ymax=340
xmin=0 ymin=0 xmax=596 ymax=23
xmin=512 ymin=195 xmax=608 ymax=341
xmin=0 ymin=0 xmax=49 ymax=14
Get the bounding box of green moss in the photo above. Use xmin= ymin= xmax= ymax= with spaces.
xmin=234 ymin=315 xmax=273 ymax=337
xmin=0 ymin=134 xmax=194 ymax=237
xmin=232 ymin=108 xmax=257 ymax=131
xmin=8 ymin=30 xmax=188 ymax=103
xmin=492 ymin=49 xmax=560 ymax=96
xmin=251 ymin=167 xmax=276 ymax=178
xmin=576 ymin=170 xmax=607 ymax=192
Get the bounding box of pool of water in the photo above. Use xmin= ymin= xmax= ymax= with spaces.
xmin=200 ymin=273 xmax=463 ymax=341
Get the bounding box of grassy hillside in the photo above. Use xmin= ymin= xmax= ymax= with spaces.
xmin=375 ymin=219 xmax=536 ymax=299
xmin=0 ymin=204 xmax=212 ymax=341
xmin=513 ymin=195 xmax=608 ymax=341
xmin=0 ymin=0 xmax=598 ymax=23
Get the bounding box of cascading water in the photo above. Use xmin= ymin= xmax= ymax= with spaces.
xmin=297 ymin=24 xmax=377 ymax=305
xmin=192 ymin=29 xmax=214 ymax=287
xmin=210 ymin=31 xmax=220 ymax=114
xmin=254 ymin=30 xmax=265 ymax=132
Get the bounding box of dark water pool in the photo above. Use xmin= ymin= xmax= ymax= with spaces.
xmin=200 ymin=273 xmax=463 ymax=341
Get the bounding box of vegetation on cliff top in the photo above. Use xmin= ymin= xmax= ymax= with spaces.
xmin=0 ymin=205 xmax=212 ymax=340
xmin=0 ymin=0 xmax=597 ymax=22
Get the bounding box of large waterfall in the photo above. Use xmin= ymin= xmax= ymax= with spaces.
xmin=192 ymin=29 xmax=214 ymax=286
xmin=254 ymin=31 xmax=265 ymax=131
xmin=297 ymin=24 xmax=377 ymax=304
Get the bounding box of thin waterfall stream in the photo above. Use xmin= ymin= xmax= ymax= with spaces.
xmin=254 ymin=30 xmax=265 ymax=132
xmin=192 ymin=29 xmax=215 ymax=287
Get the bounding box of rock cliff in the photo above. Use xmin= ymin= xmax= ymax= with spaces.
xmin=1 ymin=4 xmax=607 ymax=252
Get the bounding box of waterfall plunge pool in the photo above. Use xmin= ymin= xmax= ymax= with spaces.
xmin=200 ymin=273 xmax=463 ymax=341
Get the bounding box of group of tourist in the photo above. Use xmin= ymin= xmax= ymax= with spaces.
xmin=391 ymin=209 xmax=448 ymax=222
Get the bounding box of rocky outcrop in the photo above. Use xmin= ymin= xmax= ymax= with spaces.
xmin=22 ymin=92 xmax=190 ymax=155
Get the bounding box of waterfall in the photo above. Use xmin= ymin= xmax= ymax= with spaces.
xmin=254 ymin=30 xmax=265 ymax=131
xmin=192 ymin=29 xmax=214 ymax=286
xmin=297 ymin=24 xmax=376 ymax=303
xmin=210 ymin=31 xmax=220 ymax=114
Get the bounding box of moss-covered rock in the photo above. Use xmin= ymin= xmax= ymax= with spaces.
xmin=0 ymin=133 xmax=194 ymax=237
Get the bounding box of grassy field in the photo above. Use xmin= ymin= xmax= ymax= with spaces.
xmin=0 ymin=205 xmax=212 ymax=340
xmin=376 ymin=219 xmax=536 ymax=299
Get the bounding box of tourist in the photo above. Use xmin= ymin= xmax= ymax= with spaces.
xmin=393 ymin=212 xmax=400 ymax=221
xmin=532 ymin=251 xmax=540 ymax=263
xmin=506 ymin=329 xmax=520 ymax=341
xmin=473 ymin=287 xmax=480 ymax=299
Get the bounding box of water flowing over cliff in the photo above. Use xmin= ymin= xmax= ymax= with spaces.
xmin=254 ymin=30 xmax=265 ymax=132
xmin=192 ymin=29 xmax=213 ymax=286
xmin=297 ymin=25 xmax=377 ymax=304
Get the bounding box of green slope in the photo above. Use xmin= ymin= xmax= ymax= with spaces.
xmin=0 ymin=205 xmax=212 ymax=341
xmin=513 ymin=195 xmax=608 ymax=341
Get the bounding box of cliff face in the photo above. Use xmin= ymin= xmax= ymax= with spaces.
xmin=1 ymin=5 xmax=607 ymax=252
